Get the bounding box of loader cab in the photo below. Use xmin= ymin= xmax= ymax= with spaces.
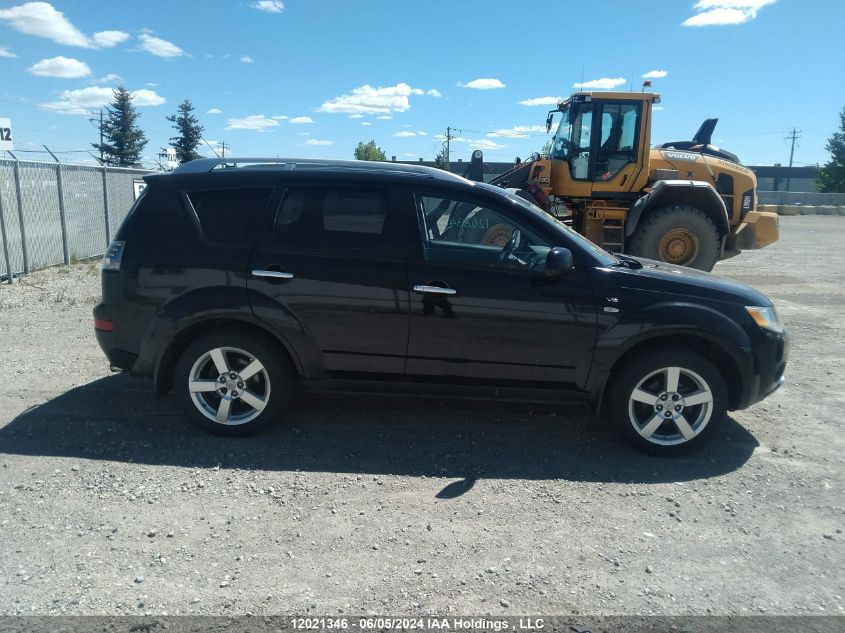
xmin=548 ymin=92 xmax=654 ymax=193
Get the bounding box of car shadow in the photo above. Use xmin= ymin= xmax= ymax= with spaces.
xmin=0 ymin=374 xmax=758 ymax=487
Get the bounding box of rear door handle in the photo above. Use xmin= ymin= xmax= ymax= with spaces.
xmin=413 ymin=285 xmax=456 ymax=295
xmin=252 ymin=269 xmax=294 ymax=279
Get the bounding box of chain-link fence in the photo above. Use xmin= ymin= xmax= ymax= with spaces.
xmin=0 ymin=158 xmax=153 ymax=282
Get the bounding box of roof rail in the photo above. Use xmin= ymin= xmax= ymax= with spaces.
xmin=173 ymin=157 xmax=302 ymax=174
xmin=172 ymin=156 xmax=473 ymax=184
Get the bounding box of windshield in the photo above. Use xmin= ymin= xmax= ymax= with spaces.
xmin=476 ymin=182 xmax=620 ymax=267
xmin=550 ymin=105 xmax=572 ymax=160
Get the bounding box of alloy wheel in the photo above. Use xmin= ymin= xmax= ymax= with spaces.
xmin=627 ymin=366 xmax=714 ymax=446
xmin=187 ymin=346 xmax=271 ymax=425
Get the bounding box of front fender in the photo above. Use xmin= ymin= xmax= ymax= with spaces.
xmin=626 ymin=180 xmax=730 ymax=238
xmin=586 ymin=301 xmax=755 ymax=406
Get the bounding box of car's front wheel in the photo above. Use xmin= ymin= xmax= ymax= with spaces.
xmin=608 ymin=350 xmax=728 ymax=455
xmin=174 ymin=329 xmax=293 ymax=436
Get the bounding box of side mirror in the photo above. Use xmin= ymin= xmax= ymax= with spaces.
xmin=543 ymin=247 xmax=574 ymax=278
xmin=546 ymin=112 xmax=554 ymax=133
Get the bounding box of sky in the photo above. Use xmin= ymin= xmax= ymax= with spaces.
xmin=0 ymin=0 xmax=844 ymax=168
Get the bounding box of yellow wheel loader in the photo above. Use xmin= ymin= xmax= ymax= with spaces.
xmin=467 ymin=91 xmax=779 ymax=271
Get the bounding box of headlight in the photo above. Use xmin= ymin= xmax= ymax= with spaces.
xmin=746 ymin=306 xmax=783 ymax=333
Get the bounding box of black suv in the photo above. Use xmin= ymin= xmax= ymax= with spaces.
xmin=94 ymin=158 xmax=787 ymax=454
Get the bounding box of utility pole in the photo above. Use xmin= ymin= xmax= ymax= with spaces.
xmin=444 ymin=127 xmax=457 ymax=166
xmin=88 ymin=109 xmax=104 ymax=163
xmin=785 ymin=127 xmax=801 ymax=192
xmin=220 ymin=141 xmax=227 ymax=159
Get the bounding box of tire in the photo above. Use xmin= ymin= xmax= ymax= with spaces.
xmin=629 ymin=205 xmax=720 ymax=271
xmin=607 ymin=350 xmax=728 ymax=456
xmin=174 ymin=328 xmax=294 ymax=436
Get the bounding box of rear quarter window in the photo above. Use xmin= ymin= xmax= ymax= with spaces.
xmin=188 ymin=187 xmax=273 ymax=245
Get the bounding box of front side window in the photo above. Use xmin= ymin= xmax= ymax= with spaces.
xmin=188 ymin=187 xmax=272 ymax=245
xmin=417 ymin=194 xmax=551 ymax=272
xmin=551 ymin=103 xmax=593 ymax=180
xmin=274 ymin=187 xmax=390 ymax=251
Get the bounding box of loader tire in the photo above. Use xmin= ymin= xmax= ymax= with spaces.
xmin=629 ymin=205 xmax=720 ymax=271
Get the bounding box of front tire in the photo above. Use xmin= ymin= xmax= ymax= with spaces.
xmin=607 ymin=350 xmax=728 ymax=455
xmin=629 ymin=205 xmax=720 ymax=271
xmin=174 ymin=329 xmax=294 ymax=436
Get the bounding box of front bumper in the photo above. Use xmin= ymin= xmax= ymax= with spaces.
xmin=734 ymin=329 xmax=789 ymax=410
xmin=729 ymin=210 xmax=780 ymax=251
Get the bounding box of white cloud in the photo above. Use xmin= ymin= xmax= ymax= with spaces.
xmin=27 ymin=56 xmax=91 ymax=78
xmin=642 ymin=69 xmax=668 ymax=79
xmin=226 ymin=114 xmax=279 ymax=131
xmin=426 ymin=89 xmax=442 ymax=98
xmin=457 ymin=78 xmax=505 ymax=90
xmin=467 ymin=138 xmax=507 ymax=150
xmin=38 ymin=86 xmax=165 ymax=115
xmin=0 ymin=46 xmax=16 ymax=58
xmin=487 ymin=125 xmax=546 ymax=138
xmin=417 ymin=131 xmax=428 ymax=136
xmin=318 ymin=82 xmax=424 ymax=115
xmin=653 ymin=106 xmax=665 ymax=111
xmin=349 ymin=114 xmax=364 ymax=119
xmin=393 ymin=131 xmax=417 ymax=137
xmin=683 ymin=0 xmax=776 ymax=26
xmin=92 ymin=30 xmax=129 ymax=47
xmin=289 ymin=116 xmax=313 ymax=124
xmin=361 ymin=121 xmax=372 ymax=126
xmin=518 ymin=96 xmax=562 ymax=106
xmin=132 ymin=89 xmax=166 ymax=106
xmin=440 ymin=136 xmax=507 ymax=151
xmin=207 ymin=108 xmax=222 ymax=114
xmin=138 ymin=33 xmax=185 ymax=58
xmin=272 ymin=115 xmax=288 ymax=120
xmin=573 ymin=77 xmax=626 ymax=90
xmin=305 ymin=139 xmax=333 ymax=146
xmin=376 ymin=115 xmax=393 ymax=120
xmin=94 ymin=73 xmax=121 ymax=83
xmin=0 ymin=2 xmax=127 ymax=48
xmin=239 ymin=55 xmax=253 ymax=63
xmin=251 ymin=0 xmax=284 ymax=13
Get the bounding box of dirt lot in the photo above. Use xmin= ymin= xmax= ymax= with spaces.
xmin=0 ymin=216 xmax=843 ymax=617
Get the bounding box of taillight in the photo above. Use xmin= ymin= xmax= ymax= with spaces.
xmin=102 ymin=241 xmax=125 ymax=272
xmin=94 ymin=318 xmax=114 ymax=332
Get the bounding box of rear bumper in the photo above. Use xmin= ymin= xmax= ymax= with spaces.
xmin=729 ymin=210 xmax=780 ymax=251
xmin=734 ymin=329 xmax=789 ymax=410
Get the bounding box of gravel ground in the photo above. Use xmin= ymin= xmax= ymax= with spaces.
xmin=0 ymin=216 xmax=843 ymax=617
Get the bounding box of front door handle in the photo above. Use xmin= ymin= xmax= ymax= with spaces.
xmin=252 ymin=269 xmax=294 ymax=279
xmin=413 ymin=285 xmax=456 ymax=296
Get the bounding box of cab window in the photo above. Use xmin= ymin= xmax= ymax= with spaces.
xmin=595 ymin=103 xmax=641 ymax=181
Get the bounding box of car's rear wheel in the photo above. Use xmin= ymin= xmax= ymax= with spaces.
xmin=174 ymin=329 xmax=293 ymax=436
xmin=607 ymin=350 xmax=728 ymax=455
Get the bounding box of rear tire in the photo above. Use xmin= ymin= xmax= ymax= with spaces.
xmin=607 ymin=350 xmax=728 ymax=456
xmin=174 ymin=329 xmax=294 ymax=436
xmin=629 ymin=205 xmax=720 ymax=271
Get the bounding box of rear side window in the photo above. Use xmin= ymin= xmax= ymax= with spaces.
xmin=188 ymin=187 xmax=272 ymax=245
xmin=275 ymin=187 xmax=390 ymax=250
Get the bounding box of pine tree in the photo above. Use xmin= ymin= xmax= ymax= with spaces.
xmin=818 ymin=106 xmax=845 ymax=193
xmin=433 ymin=147 xmax=449 ymax=170
xmin=167 ymin=99 xmax=204 ymax=165
xmin=354 ymin=140 xmax=386 ymax=161
xmin=93 ymin=86 xmax=148 ymax=167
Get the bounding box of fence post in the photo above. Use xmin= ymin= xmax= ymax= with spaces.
xmin=12 ymin=159 xmax=29 ymax=273
xmin=55 ymin=162 xmax=70 ymax=265
xmin=0 ymin=184 xmax=13 ymax=284
xmin=102 ymin=166 xmax=111 ymax=245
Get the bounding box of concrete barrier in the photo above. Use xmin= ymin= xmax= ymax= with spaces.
xmin=758 ymin=204 xmax=845 ymax=216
